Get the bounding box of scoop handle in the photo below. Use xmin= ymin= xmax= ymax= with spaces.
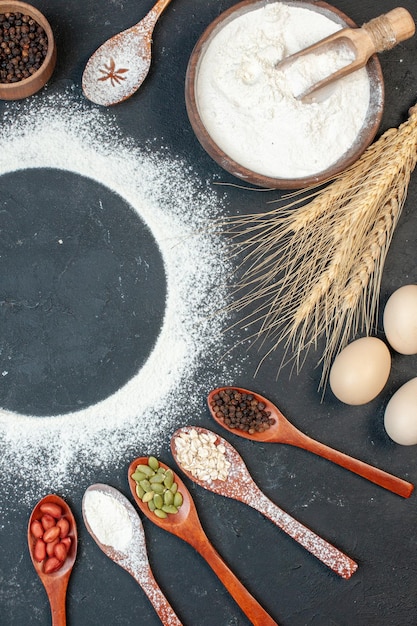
xmin=242 ymin=487 xmax=357 ymax=580
xmin=187 ymin=532 xmax=278 ymax=626
xmin=141 ymin=0 xmax=174 ymax=29
xmin=363 ymin=7 xmax=415 ymax=52
xmin=43 ymin=575 xmax=69 ymax=626
xmin=131 ymin=566 xmax=182 ymax=625
xmin=283 ymin=426 xmax=414 ymax=498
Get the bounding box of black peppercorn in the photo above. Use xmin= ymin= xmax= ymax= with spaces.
xmin=210 ymin=389 xmax=275 ymax=434
xmin=0 ymin=12 xmax=48 ymax=84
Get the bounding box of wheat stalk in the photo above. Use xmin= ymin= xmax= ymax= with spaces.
xmin=220 ymin=104 xmax=417 ymax=388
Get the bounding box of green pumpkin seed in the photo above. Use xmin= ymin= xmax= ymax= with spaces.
xmin=131 ymin=470 xmax=147 ymax=483
xmin=136 ymin=456 xmax=184 ymax=520
xmin=173 ymin=492 xmax=183 ymax=508
xmin=135 ymin=464 xmax=154 ymax=477
xmin=162 ymin=504 xmax=178 ymax=514
xmin=140 ymin=479 xmax=153 ymax=492
xmin=135 ymin=484 xmax=145 ymax=499
xmin=153 ymin=493 xmax=164 ymax=509
xmin=164 ymin=490 xmax=174 ymax=506
xmin=142 ymin=490 xmax=155 ymax=503
xmin=164 ymin=470 xmax=174 ymax=489
xmin=150 ymin=473 xmax=165 ymax=484
xmin=148 ymin=456 xmax=159 ymax=471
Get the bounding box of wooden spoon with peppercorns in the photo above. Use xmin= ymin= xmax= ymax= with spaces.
xmin=28 ymin=494 xmax=77 ymax=626
xmin=208 ymin=386 xmax=414 ymax=498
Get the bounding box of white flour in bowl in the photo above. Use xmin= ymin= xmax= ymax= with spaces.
xmin=195 ymin=2 xmax=371 ymax=179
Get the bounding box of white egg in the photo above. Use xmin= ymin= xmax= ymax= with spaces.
xmin=383 ymin=284 xmax=417 ymax=354
xmin=384 ymin=377 xmax=417 ymax=445
xmin=329 ymin=337 xmax=391 ymax=405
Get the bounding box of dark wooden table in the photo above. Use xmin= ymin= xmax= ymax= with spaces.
xmin=1 ymin=1 xmax=417 ymax=624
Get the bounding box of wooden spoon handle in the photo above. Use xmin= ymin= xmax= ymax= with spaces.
xmin=243 ymin=489 xmax=357 ymax=580
xmin=286 ymin=429 xmax=414 ymax=498
xmin=47 ymin=578 xmax=69 ymax=626
xmin=363 ymin=8 xmax=415 ymax=53
xmin=133 ymin=568 xmax=182 ymax=626
xmin=145 ymin=0 xmax=174 ymax=27
xmin=189 ymin=534 xmax=278 ymax=625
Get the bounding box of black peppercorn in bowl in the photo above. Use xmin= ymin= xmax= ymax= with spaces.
xmin=185 ymin=0 xmax=384 ymax=189
xmin=0 ymin=1 xmax=56 ymax=100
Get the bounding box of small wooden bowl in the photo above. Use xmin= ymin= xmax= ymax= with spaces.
xmin=185 ymin=0 xmax=384 ymax=189
xmin=0 ymin=1 xmax=56 ymax=100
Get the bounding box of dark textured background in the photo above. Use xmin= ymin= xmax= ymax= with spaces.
xmin=1 ymin=0 xmax=417 ymax=624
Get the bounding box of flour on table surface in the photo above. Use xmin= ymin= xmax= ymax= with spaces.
xmin=0 ymin=89 xmax=239 ymax=509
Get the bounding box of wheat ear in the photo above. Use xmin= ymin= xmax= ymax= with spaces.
xmin=220 ymin=104 xmax=417 ymax=388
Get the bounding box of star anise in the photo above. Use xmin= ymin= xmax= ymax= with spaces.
xmin=98 ymin=58 xmax=129 ymax=87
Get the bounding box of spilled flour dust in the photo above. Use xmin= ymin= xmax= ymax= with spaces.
xmin=0 ymin=89 xmax=238 ymax=507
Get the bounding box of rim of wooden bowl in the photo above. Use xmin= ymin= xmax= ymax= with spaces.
xmin=185 ymin=0 xmax=385 ymax=189
xmin=0 ymin=0 xmax=56 ymax=100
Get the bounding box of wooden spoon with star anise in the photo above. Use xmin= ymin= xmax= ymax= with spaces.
xmin=82 ymin=0 xmax=173 ymax=106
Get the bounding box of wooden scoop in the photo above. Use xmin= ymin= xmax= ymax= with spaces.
xmin=171 ymin=427 xmax=358 ymax=580
xmin=128 ymin=457 xmax=279 ymax=626
xmin=82 ymin=0 xmax=174 ymax=106
xmin=82 ymin=484 xmax=182 ymax=625
xmin=277 ymin=7 xmax=415 ymax=101
xmin=28 ymin=494 xmax=77 ymax=626
xmin=208 ymin=387 xmax=414 ymax=499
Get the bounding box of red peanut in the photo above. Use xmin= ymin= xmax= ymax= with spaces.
xmin=43 ymin=557 xmax=63 ymax=574
xmin=54 ymin=542 xmax=68 ymax=562
xmin=46 ymin=538 xmax=59 ymax=557
xmin=30 ymin=520 xmax=44 ymax=539
xmin=39 ymin=502 xmax=63 ymax=519
xmin=43 ymin=526 xmax=60 ymax=543
xmin=31 ymin=501 xmax=73 ymax=573
xmin=34 ymin=539 xmax=46 ymax=562
xmin=56 ymin=517 xmax=69 ymax=538
xmin=60 ymin=537 xmax=71 ymax=551
xmin=41 ymin=514 xmax=56 ymax=531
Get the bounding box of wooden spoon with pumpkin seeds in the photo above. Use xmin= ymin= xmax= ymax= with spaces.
xmin=128 ymin=456 xmax=279 ymax=626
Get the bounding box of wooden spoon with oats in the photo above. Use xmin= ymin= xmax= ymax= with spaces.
xmin=171 ymin=426 xmax=358 ymax=580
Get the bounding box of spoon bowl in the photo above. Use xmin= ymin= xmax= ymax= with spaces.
xmin=208 ymin=386 xmax=414 ymax=498
xmin=128 ymin=456 xmax=279 ymax=626
xmin=82 ymin=484 xmax=181 ymax=625
xmin=82 ymin=0 xmax=174 ymax=106
xmin=171 ymin=426 xmax=357 ymax=579
xmin=27 ymin=494 xmax=77 ymax=626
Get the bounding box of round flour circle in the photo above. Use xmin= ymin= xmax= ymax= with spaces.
xmin=0 ymin=90 xmax=235 ymax=502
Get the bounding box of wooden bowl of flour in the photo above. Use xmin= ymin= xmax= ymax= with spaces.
xmin=185 ymin=0 xmax=384 ymax=189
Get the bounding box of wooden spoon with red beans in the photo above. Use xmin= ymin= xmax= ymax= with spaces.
xmin=28 ymin=494 xmax=77 ymax=626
